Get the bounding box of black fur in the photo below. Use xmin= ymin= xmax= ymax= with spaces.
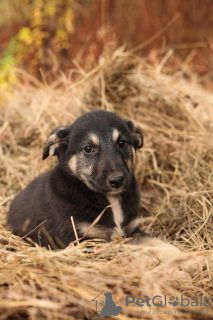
xmin=7 ymin=110 xmax=148 ymax=248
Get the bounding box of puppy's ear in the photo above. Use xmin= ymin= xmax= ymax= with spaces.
xmin=42 ymin=125 xmax=71 ymax=160
xmin=125 ymin=120 xmax=143 ymax=150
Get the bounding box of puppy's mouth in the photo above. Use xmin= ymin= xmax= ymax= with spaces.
xmin=107 ymin=189 xmax=124 ymax=196
xmin=88 ymin=180 xmax=124 ymax=195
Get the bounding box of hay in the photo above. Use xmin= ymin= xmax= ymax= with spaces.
xmin=0 ymin=47 xmax=213 ymax=319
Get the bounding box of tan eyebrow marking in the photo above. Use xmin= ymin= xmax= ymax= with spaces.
xmin=112 ymin=128 xmax=120 ymax=142
xmin=88 ymin=133 xmax=100 ymax=146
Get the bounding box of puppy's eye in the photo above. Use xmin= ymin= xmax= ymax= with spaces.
xmin=83 ymin=146 xmax=94 ymax=154
xmin=119 ymin=140 xmax=127 ymax=149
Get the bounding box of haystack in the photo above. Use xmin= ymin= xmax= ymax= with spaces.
xmin=0 ymin=47 xmax=213 ymax=319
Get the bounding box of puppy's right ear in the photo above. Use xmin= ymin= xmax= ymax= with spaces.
xmin=125 ymin=120 xmax=143 ymax=150
xmin=42 ymin=125 xmax=71 ymax=160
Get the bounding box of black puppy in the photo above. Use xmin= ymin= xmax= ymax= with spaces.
xmin=7 ymin=110 xmax=149 ymax=248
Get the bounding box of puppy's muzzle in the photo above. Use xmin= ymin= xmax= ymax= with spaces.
xmin=108 ymin=174 xmax=125 ymax=189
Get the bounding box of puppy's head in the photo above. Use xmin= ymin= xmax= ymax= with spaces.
xmin=43 ymin=110 xmax=143 ymax=195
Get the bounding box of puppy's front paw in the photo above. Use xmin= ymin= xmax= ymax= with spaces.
xmin=129 ymin=236 xmax=182 ymax=264
xmin=172 ymin=252 xmax=213 ymax=276
xmin=130 ymin=241 xmax=192 ymax=286
xmin=131 ymin=251 xmax=160 ymax=271
xmin=129 ymin=235 xmax=213 ymax=286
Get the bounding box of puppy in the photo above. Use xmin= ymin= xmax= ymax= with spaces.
xmin=7 ymin=109 xmax=148 ymax=248
xmin=6 ymin=110 xmax=179 ymax=257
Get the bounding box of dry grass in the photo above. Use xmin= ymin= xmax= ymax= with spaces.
xmin=0 ymin=47 xmax=213 ymax=319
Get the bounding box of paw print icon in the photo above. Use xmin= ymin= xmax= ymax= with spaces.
xmin=169 ymin=296 xmax=179 ymax=307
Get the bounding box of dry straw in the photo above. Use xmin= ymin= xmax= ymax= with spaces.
xmin=0 ymin=47 xmax=213 ymax=319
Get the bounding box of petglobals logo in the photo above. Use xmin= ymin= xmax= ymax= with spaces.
xmin=126 ymin=294 xmax=211 ymax=316
xmin=92 ymin=292 xmax=211 ymax=318
xmin=126 ymin=294 xmax=211 ymax=308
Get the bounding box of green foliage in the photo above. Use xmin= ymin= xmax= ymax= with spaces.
xmin=0 ymin=0 xmax=78 ymax=86
xmin=0 ymin=38 xmax=17 ymax=88
xmin=15 ymin=0 xmax=75 ymax=77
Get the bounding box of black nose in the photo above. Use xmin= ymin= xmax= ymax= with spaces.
xmin=108 ymin=175 xmax=124 ymax=189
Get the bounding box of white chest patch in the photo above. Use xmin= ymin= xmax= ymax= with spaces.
xmin=107 ymin=196 xmax=124 ymax=236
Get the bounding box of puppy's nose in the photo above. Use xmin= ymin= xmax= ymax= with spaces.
xmin=108 ymin=175 xmax=124 ymax=189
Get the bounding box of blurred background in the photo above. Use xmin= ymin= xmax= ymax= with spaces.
xmin=0 ymin=0 xmax=212 ymax=89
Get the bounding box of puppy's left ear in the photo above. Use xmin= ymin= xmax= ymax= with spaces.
xmin=125 ymin=120 xmax=143 ymax=150
xmin=42 ymin=125 xmax=71 ymax=160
